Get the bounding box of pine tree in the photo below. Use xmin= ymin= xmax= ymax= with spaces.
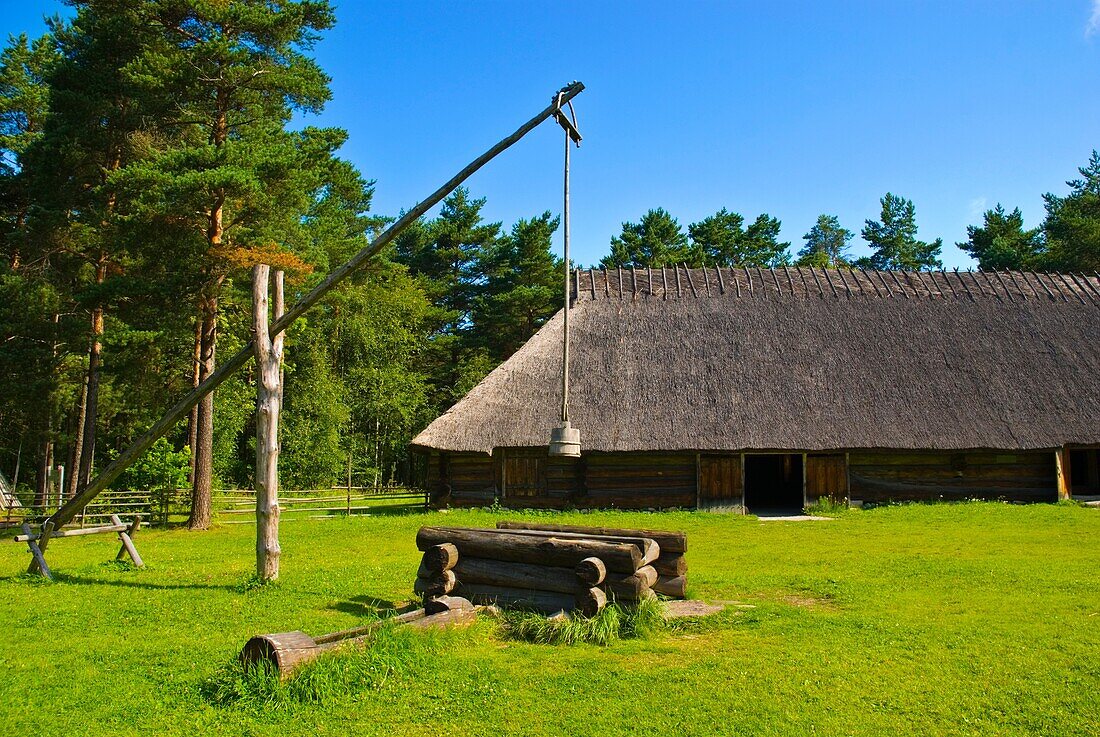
xmin=17 ymin=2 xmax=162 ymax=500
xmin=601 ymin=208 xmax=689 ymax=267
xmin=394 ymin=187 xmax=500 ymax=408
xmin=474 ymin=211 xmax=561 ymax=362
xmin=797 ymin=214 xmax=852 ymax=267
xmin=1041 ymin=150 xmax=1100 ymax=272
xmin=689 ymin=209 xmax=791 ymax=267
xmin=107 ymin=0 xmax=344 ymax=527
xmin=0 ymin=33 xmax=55 ymax=270
xmin=957 ymin=205 xmax=1042 ymax=270
xmin=858 ymin=193 xmax=943 ymax=270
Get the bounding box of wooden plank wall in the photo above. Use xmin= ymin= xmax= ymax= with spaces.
xmin=699 ymin=454 xmax=742 ymax=506
xmin=849 ymin=451 xmax=1057 ymax=503
xmin=428 ymin=448 xmax=1061 ymax=508
xmin=806 ymin=454 xmax=847 ymax=504
xmin=582 ymin=453 xmax=696 ymax=509
xmin=431 ymin=453 xmax=497 ymax=507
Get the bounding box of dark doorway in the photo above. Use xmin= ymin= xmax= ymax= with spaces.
xmin=1069 ymin=449 xmax=1100 ymax=496
xmin=744 ymin=454 xmax=804 ymax=514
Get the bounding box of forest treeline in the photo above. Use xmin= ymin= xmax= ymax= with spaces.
xmin=2 ymin=2 xmax=1098 ymax=525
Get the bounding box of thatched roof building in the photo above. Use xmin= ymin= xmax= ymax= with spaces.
xmin=413 ymin=267 xmax=1100 ymax=511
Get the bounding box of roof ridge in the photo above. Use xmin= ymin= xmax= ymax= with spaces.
xmin=572 ymin=265 xmax=1100 ymax=305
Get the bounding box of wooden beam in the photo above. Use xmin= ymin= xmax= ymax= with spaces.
xmin=1055 ymin=449 xmax=1071 ymax=501
xmin=22 ymin=523 xmax=52 ymax=580
xmin=110 ymin=514 xmax=144 ymax=568
xmin=27 ymin=520 xmax=54 ymax=575
xmin=44 ymin=82 xmax=585 ymax=532
xmin=15 ymin=523 xmax=127 ymax=542
xmin=115 ymin=516 xmax=142 ymax=564
xmin=254 ymin=266 xmax=284 ymax=582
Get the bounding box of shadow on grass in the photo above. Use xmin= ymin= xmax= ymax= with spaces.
xmin=2 ymin=572 xmax=243 ymax=592
xmin=326 ymin=594 xmax=418 ymax=617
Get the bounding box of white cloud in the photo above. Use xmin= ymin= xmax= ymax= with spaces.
xmin=1088 ymin=0 xmax=1100 ymax=37
xmin=968 ymin=197 xmax=988 ymax=221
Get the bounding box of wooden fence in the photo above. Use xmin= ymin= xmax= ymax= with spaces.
xmin=2 ymin=486 xmax=427 ymax=530
xmin=214 ymin=486 xmax=428 ymax=523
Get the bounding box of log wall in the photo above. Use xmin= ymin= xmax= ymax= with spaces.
xmin=424 ymin=448 xmax=1060 ymax=508
xmin=849 ymin=451 xmax=1057 ymax=503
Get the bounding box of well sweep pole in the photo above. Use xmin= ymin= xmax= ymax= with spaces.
xmin=43 ymin=82 xmax=585 ymax=533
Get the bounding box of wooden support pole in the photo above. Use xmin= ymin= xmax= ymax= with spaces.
xmin=110 ymin=514 xmax=144 ymax=567
xmin=15 ymin=523 xmax=127 ymax=541
xmin=254 ymin=266 xmax=285 ymax=582
xmin=1055 ymin=449 xmax=1071 ymax=501
xmin=22 ymin=523 xmax=52 ymax=580
xmin=27 ymin=520 xmax=54 ymax=576
xmin=43 ymin=82 xmax=585 ymax=533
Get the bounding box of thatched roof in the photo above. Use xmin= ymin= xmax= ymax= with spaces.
xmin=412 ymin=266 xmax=1100 ymax=454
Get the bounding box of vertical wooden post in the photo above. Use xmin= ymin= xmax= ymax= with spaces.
xmin=739 ymin=452 xmax=746 ymax=514
xmin=694 ymin=453 xmax=701 ymax=509
xmin=1055 ymin=449 xmax=1071 ymax=501
xmin=27 ymin=520 xmax=54 ymax=576
xmin=802 ymin=452 xmax=808 ymax=509
xmin=253 ymin=266 xmax=285 ymax=582
xmin=22 ymin=523 xmax=52 ymax=580
xmin=844 ymin=451 xmax=851 ymax=507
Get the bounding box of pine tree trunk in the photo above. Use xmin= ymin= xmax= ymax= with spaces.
xmin=186 ymin=316 xmax=201 ymax=483
xmin=253 ymin=266 xmax=284 ymax=582
xmin=77 ymin=259 xmax=108 ymax=491
xmin=66 ymin=374 xmax=88 ymax=499
xmin=189 ymin=93 xmax=229 ymax=530
xmin=188 ymin=293 xmax=217 ymax=530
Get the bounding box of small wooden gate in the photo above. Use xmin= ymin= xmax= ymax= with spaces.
xmin=806 ymin=454 xmax=848 ymax=504
xmin=699 ymin=454 xmax=742 ymax=507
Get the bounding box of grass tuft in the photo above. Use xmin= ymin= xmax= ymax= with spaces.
xmin=202 ymin=624 xmax=441 ymax=710
xmin=501 ymin=598 xmax=666 ymax=646
xmin=804 ymin=497 xmax=853 ymax=516
xmin=235 ymin=573 xmax=274 ymax=593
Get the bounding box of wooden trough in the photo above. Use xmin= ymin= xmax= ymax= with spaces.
xmin=240 ymin=599 xmax=478 ymax=678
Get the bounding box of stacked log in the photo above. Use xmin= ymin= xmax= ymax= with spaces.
xmin=415 ymin=526 xmax=654 ymax=615
xmin=415 ymin=543 xmax=462 ymax=612
xmin=496 ymin=521 xmax=688 ymax=599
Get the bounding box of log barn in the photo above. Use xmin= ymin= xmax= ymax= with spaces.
xmin=411 ymin=267 xmax=1100 ymax=513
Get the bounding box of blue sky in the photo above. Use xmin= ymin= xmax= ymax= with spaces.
xmin=4 ymin=1 xmax=1100 ymax=268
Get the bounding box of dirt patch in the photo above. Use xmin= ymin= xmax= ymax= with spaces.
xmin=663 ymin=600 xmax=725 ymax=619
xmin=780 ymin=594 xmax=839 ymax=610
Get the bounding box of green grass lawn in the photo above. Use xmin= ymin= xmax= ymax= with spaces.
xmin=2 ymin=502 xmax=1098 ymax=736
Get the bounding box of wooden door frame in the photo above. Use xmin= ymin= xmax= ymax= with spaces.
xmin=740 ymin=451 xmax=808 ymax=513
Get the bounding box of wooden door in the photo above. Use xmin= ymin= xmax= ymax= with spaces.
xmin=806 ymin=454 xmax=848 ymax=504
xmin=699 ymin=454 xmax=742 ymax=507
xmin=503 ymin=451 xmax=546 ymax=499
